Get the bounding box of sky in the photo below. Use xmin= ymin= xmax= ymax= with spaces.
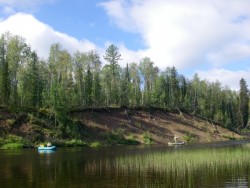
xmin=0 ymin=0 xmax=250 ymax=90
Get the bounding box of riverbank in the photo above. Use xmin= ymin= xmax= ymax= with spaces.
xmin=0 ymin=106 xmax=245 ymax=149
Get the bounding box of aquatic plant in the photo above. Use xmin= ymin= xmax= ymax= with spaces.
xmin=84 ymin=145 xmax=250 ymax=187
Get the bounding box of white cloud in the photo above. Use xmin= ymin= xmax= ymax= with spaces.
xmin=117 ymin=44 xmax=142 ymax=67
xmin=1 ymin=1 xmax=250 ymax=90
xmin=197 ymin=68 xmax=250 ymax=90
xmin=0 ymin=13 xmax=136 ymax=68
xmin=0 ymin=13 xmax=98 ymax=59
xmin=207 ymin=43 xmax=250 ymax=67
xmin=101 ymin=0 xmax=250 ymax=70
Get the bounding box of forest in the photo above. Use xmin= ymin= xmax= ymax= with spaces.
xmin=0 ymin=32 xmax=249 ymax=132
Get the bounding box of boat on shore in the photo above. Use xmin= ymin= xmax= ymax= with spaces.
xmin=168 ymin=142 xmax=185 ymax=146
xmin=38 ymin=145 xmax=56 ymax=150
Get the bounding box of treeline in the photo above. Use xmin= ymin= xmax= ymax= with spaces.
xmin=0 ymin=33 xmax=249 ymax=131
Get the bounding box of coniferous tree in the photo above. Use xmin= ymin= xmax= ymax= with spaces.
xmin=169 ymin=66 xmax=179 ymax=108
xmin=20 ymin=51 xmax=41 ymax=108
xmin=0 ymin=35 xmax=10 ymax=105
xmin=1 ymin=32 xmax=248 ymax=133
xmin=239 ymin=78 xmax=249 ymax=128
xmin=190 ymin=73 xmax=200 ymax=114
xmin=103 ymin=44 xmax=121 ymax=105
xmin=152 ymin=74 xmax=166 ymax=107
xmin=120 ymin=63 xmax=130 ymax=107
xmin=88 ymin=50 xmax=102 ymax=106
xmin=84 ymin=64 xmax=93 ymax=106
xmin=93 ymin=71 xmax=101 ymax=106
xmin=179 ymin=75 xmax=187 ymax=108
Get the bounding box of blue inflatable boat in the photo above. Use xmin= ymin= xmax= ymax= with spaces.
xmin=38 ymin=145 xmax=56 ymax=150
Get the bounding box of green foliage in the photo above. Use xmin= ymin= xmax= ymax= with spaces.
xmin=120 ymin=64 xmax=130 ymax=106
xmin=222 ymin=135 xmax=236 ymax=140
xmin=102 ymin=130 xmax=139 ymax=145
xmin=139 ymin=57 xmax=157 ymax=106
xmin=0 ymin=137 xmax=4 ymax=146
xmin=0 ymin=134 xmax=26 ymax=149
xmin=239 ymin=78 xmax=249 ymax=128
xmin=112 ymin=146 xmax=250 ymax=188
xmin=103 ymin=44 xmax=121 ymax=105
xmin=84 ymin=65 xmax=93 ymax=106
xmin=64 ymin=139 xmax=87 ymax=147
xmin=103 ymin=132 xmax=123 ymax=145
xmin=93 ymin=72 xmax=102 ymax=106
xmin=0 ymin=31 xmax=249 ymax=137
xmin=5 ymin=134 xmax=23 ymax=143
xmin=104 ymin=44 xmax=121 ymax=76
xmin=90 ymin=141 xmax=102 ymax=148
xmin=126 ymin=134 xmax=139 ymax=145
xmin=6 ymin=118 xmax=16 ymax=126
xmin=183 ymin=132 xmax=196 ymax=143
xmin=134 ymin=122 xmax=142 ymax=128
xmin=1 ymin=143 xmax=23 ymax=149
xmin=143 ymin=131 xmax=153 ymax=145
xmin=0 ymin=35 xmax=10 ymax=105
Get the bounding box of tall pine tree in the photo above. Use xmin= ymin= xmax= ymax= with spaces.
xmin=103 ymin=44 xmax=121 ymax=105
xmin=239 ymin=78 xmax=249 ymax=128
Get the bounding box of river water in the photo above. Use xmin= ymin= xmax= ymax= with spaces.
xmin=0 ymin=141 xmax=250 ymax=188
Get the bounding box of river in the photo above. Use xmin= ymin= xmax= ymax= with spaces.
xmin=1 ymin=140 xmax=250 ymax=187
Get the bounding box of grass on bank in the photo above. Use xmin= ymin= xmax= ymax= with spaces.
xmin=90 ymin=141 xmax=102 ymax=148
xmin=0 ymin=134 xmax=27 ymax=149
xmin=1 ymin=143 xmax=23 ymax=149
xmin=64 ymin=139 xmax=87 ymax=147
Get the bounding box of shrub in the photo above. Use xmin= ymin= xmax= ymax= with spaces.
xmin=90 ymin=141 xmax=102 ymax=148
xmin=143 ymin=132 xmax=153 ymax=145
xmin=183 ymin=132 xmax=196 ymax=142
xmin=102 ymin=132 xmax=138 ymax=145
xmin=134 ymin=122 xmax=142 ymax=128
xmin=223 ymin=135 xmax=236 ymax=140
xmin=126 ymin=134 xmax=139 ymax=145
xmin=6 ymin=119 xmax=16 ymax=126
xmin=64 ymin=139 xmax=87 ymax=147
xmin=1 ymin=143 xmax=23 ymax=149
xmin=5 ymin=134 xmax=23 ymax=143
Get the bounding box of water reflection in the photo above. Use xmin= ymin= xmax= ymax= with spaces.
xmin=0 ymin=142 xmax=250 ymax=187
xmin=38 ymin=150 xmax=56 ymax=154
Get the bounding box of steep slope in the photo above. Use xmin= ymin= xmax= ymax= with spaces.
xmin=0 ymin=107 xmax=243 ymax=146
xmin=72 ymin=108 xmax=242 ymax=144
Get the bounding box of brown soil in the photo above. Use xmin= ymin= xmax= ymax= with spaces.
xmin=71 ymin=108 xmax=243 ymax=144
xmin=0 ymin=107 xmax=244 ymax=144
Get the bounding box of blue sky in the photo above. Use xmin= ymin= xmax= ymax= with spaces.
xmin=34 ymin=0 xmax=143 ymax=50
xmin=0 ymin=0 xmax=250 ymax=90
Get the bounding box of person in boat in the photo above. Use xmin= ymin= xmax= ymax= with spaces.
xmin=47 ymin=142 xmax=52 ymax=147
xmin=174 ymin=135 xmax=178 ymax=143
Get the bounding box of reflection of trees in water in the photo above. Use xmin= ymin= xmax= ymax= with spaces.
xmin=1 ymin=147 xmax=250 ymax=187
